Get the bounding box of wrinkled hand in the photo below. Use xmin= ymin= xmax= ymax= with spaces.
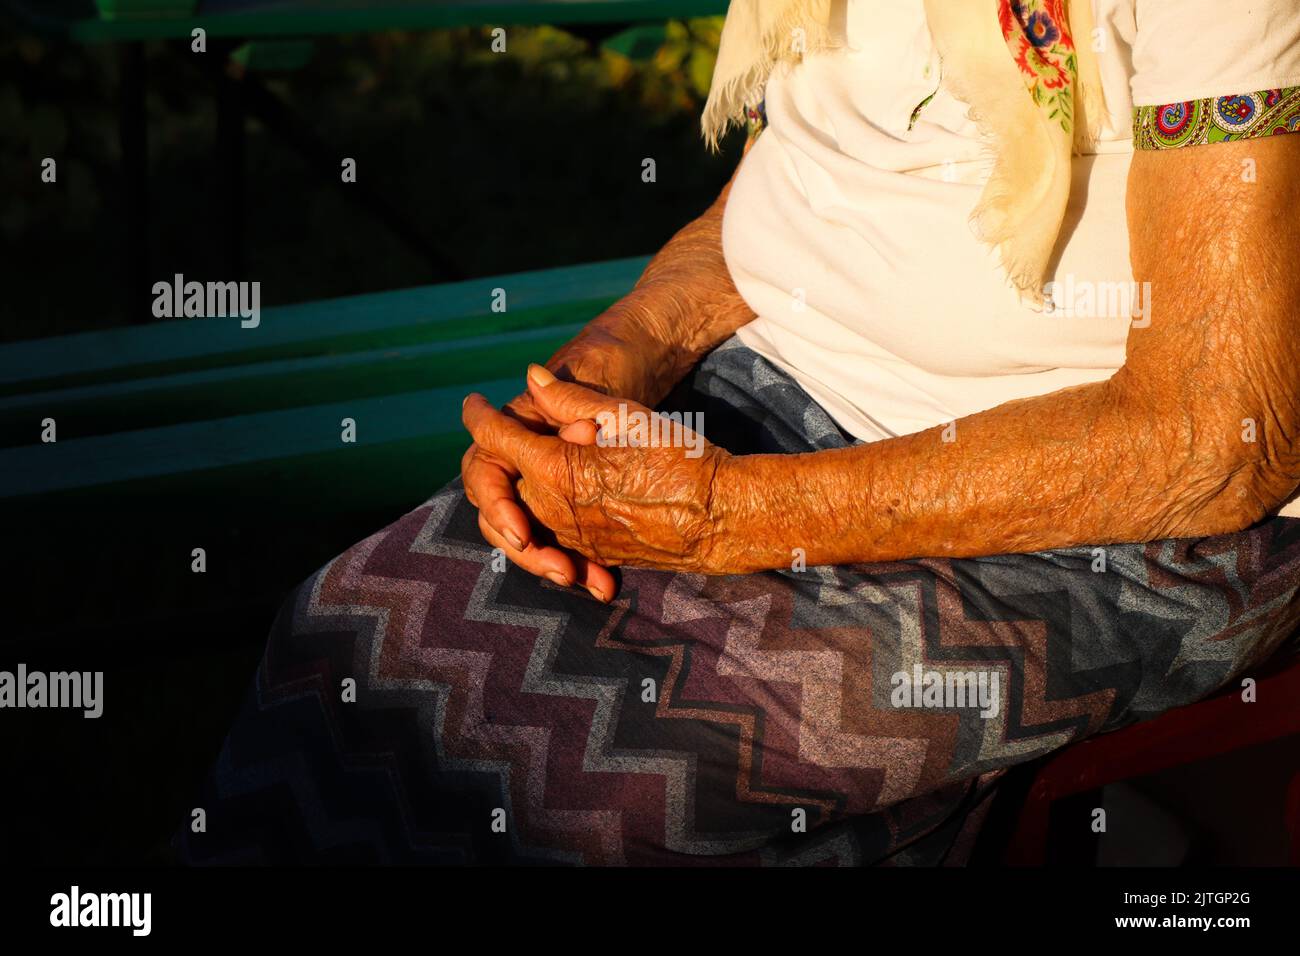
xmin=462 ymin=366 xmax=733 ymax=579
xmin=460 ymin=385 xmax=619 ymax=601
xmin=459 ymin=327 xmax=664 ymax=602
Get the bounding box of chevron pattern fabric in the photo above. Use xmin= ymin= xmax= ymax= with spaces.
xmin=179 ymin=340 xmax=1300 ymax=866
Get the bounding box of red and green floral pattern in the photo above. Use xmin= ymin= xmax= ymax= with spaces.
xmin=998 ymin=0 xmax=1081 ymax=136
xmin=742 ymin=2 xmax=1084 ymax=139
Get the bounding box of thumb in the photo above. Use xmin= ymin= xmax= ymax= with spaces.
xmin=557 ymin=420 xmax=600 ymax=445
xmin=526 ymin=364 xmax=645 ymax=429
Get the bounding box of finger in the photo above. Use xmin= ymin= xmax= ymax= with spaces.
xmin=463 ymin=393 xmax=561 ymax=478
xmin=477 ymin=512 xmax=575 ymax=588
xmin=463 ymin=390 xmax=545 ymax=433
xmin=526 ymin=364 xmax=642 ymax=429
xmin=557 ymin=419 xmax=600 ymax=445
xmin=501 ymin=392 xmax=554 ymax=431
xmin=460 ymin=443 xmax=479 ymax=505
xmin=571 ymin=553 xmax=618 ymax=603
xmin=464 ymin=451 xmax=532 ymax=551
xmin=477 ymin=514 xmax=616 ymax=602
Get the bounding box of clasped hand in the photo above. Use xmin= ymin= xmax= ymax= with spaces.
xmin=461 ymin=364 xmax=730 ymax=601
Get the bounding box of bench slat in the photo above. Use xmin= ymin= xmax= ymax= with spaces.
xmin=0 ymin=324 xmax=581 ymax=445
xmin=0 ymin=378 xmax=518 ymax=499
xmin=0 ymin=256 xmax=646 ymax=393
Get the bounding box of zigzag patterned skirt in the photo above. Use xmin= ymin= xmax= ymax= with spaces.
xmin=180 ymin=337 xmax=1300 ymax=865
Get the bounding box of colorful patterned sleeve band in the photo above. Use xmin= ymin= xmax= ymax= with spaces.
xmin=1133 ymin=85 xmax=1300 ymax=149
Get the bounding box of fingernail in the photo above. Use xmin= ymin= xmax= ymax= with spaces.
xmin=505 ymin=529 xmax=525 ymax=551
xmin=545 ymin=571 xmax=569 ymax=587
xmin=462 ymin=394 xmax=471 ymax=408
xmin=587 ymin=585 xmax=607 ymax=603
xmin=527 ymin=364 xmax=556 ymax=388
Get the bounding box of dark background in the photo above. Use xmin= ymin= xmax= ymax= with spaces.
xmin=1 ymin=20 xmax=737 ymax=341
xmin=2 ymin=10 xmax=1295 ymax=869
xmin=0 ymin=14 xmax=741 ymax=865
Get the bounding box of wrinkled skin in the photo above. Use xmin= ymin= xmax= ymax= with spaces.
xmin=463 ymin=370 xmax=732 ymax=575
xmin=459 ymin=323 xmax=666 ymax=601
xmin=463 ymin=134 xmax=1300 ymax=591
xmin=460 ymin=163 xmax=754 ymax=599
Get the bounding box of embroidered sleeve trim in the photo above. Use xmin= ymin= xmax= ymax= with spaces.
xmin=1133 ymin=86 xmax=1300 ymax=149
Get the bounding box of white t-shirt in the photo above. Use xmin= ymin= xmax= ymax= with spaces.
xmin=722 ymin=0 xmax=1300 ymax=513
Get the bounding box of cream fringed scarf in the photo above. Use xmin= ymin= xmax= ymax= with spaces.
xmin=702 ymin=0 xmax=1107 ymax=300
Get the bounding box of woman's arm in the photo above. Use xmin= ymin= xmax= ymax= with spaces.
xmin=460 ymin=149 xmax=753 ymax=596
xmin=713 ymin=134 xmax=1300 ymax=570
xmin=462 ymin=134 xmax=1300 ymax=580
xmin=461 ymin=135 xmax=1300 ymax=579
xmin=544 ymin=166 xmax=755 ymax=408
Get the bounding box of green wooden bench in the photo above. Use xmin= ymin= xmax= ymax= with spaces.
xmin=0 ymin=256 xmax=648 ymax=510
xmin=0 ymin=2 xmax=722 ymax=632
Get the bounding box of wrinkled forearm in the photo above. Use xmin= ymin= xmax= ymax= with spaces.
xmin=705 ymin=136 xmax=1300 ymax=573
xmin=546 ymin=170 xmax=753 ymax=407
xmin=711 ymin=374 xmax=1290 ymax=572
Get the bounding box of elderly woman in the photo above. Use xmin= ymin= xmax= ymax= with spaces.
xmin=186 ymin=0 xmax=1300 ymax=865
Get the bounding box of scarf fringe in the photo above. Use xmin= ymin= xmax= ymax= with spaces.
xmin=702 ymin=0 xmax=1109 ymax=298
xmin=701 ymin=0 xmax=838 ymax=151
xmin=1071 ymin=0 xmax=1108 ymax=153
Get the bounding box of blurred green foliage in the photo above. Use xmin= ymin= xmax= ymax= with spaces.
xmin=0 ymin=17 xmax=742 ymax=341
